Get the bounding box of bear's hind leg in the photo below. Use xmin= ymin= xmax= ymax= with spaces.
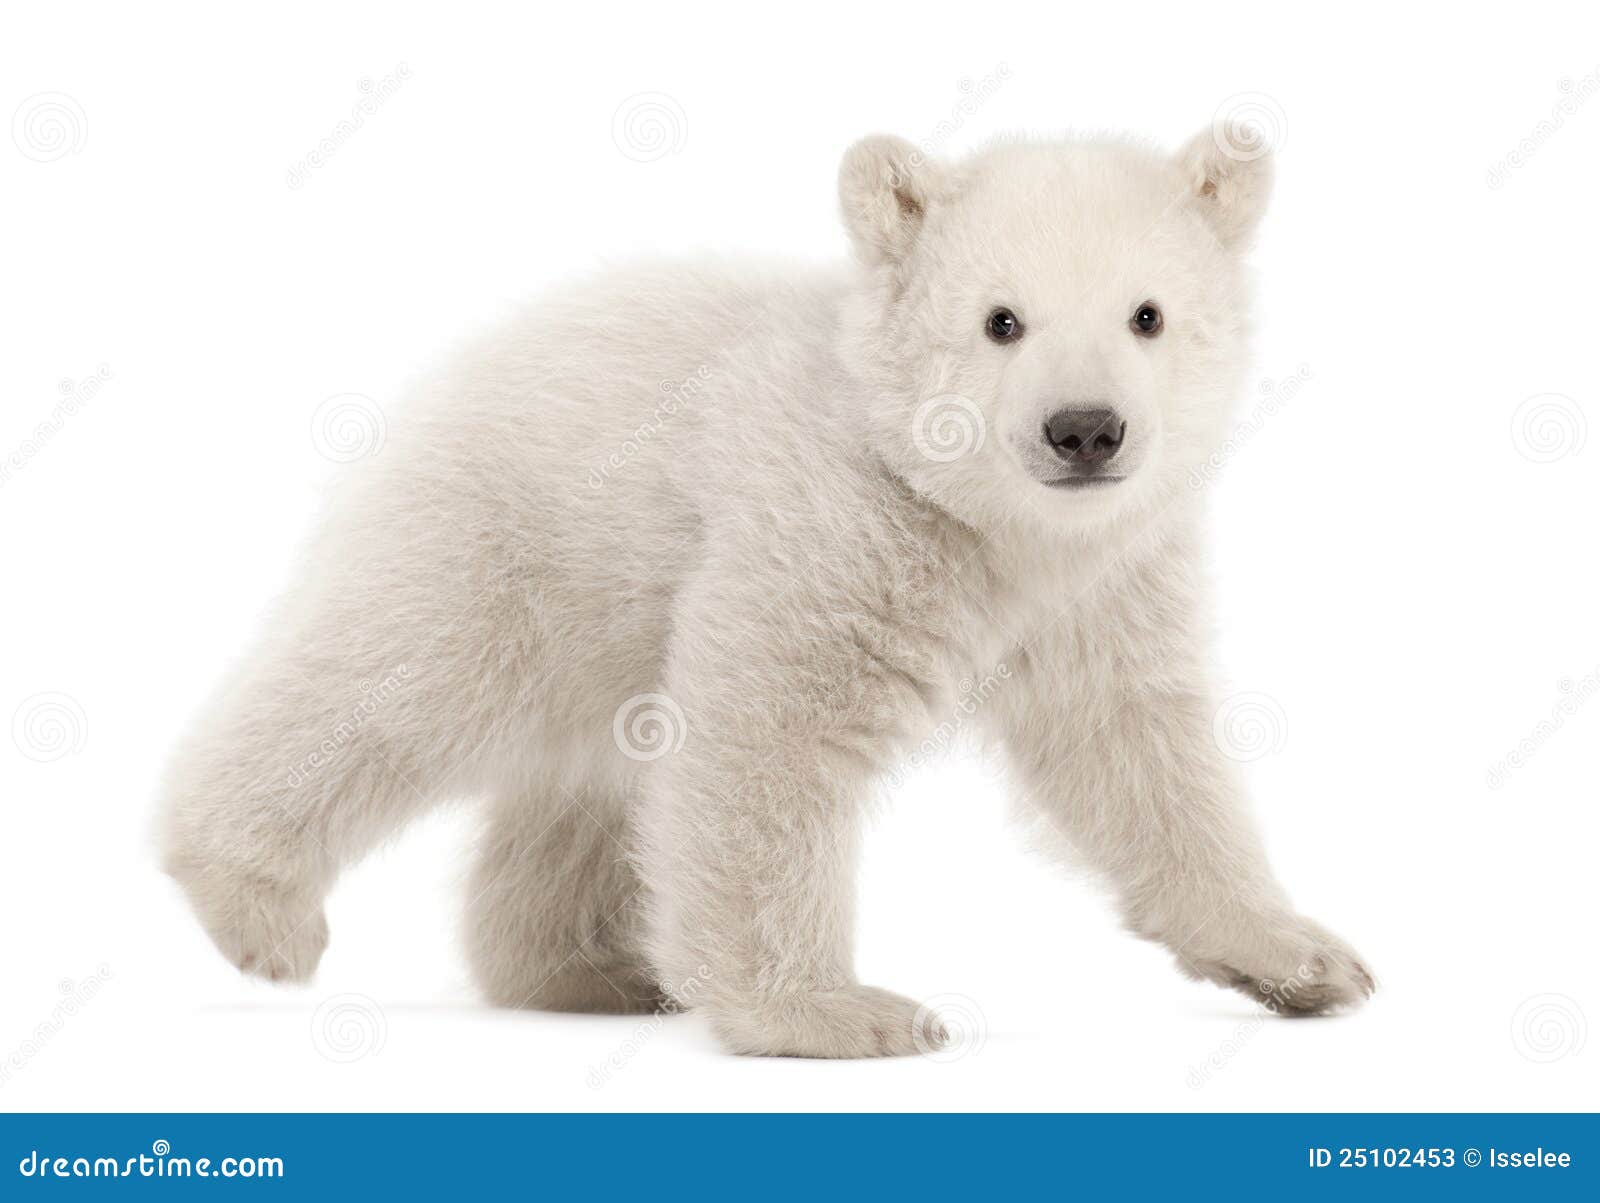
xmin=160 ymin=643 xmax=468 ymax=982
xmin=159 ymin=562 xmax=528 ymax=983
xmin=467 ymin=785 xmax=663 ymax=1015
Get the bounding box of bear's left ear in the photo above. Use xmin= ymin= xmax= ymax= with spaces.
xmin=838 ymin=135 xmax=947 ymax=268
xmin=1174 ymin=127 xmax=1274 ymax=251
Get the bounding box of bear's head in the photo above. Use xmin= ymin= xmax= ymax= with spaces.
xmin=838 ymin=128 xmax=1272 ymax=536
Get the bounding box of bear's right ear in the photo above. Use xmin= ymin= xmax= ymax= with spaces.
xmin=838 ymin=135 xmax=945 ymax=268
xmin=1174 ymin=126 xmax=1274 ymax=251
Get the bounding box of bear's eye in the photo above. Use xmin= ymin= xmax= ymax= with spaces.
xmin=1130 ymin=302 xmax=1163 ymax=337
xmin=986 ymin=308 xmax=1023 ymax=343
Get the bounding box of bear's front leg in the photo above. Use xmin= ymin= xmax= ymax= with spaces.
xmin=995 ymin=624 xmax=1374 ymax=1015
xmin=634 ymin=596 xmax=948 ymax=1058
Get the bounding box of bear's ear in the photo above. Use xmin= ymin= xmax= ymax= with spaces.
xmin=1174 ymin=127 xmax=1274 ymax=251
xmin=838 ymin=135 xmax=946 ymax=267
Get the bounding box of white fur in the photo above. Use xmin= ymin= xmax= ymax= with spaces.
xmin=159 ymin=127 xmax=1372 ymax=1057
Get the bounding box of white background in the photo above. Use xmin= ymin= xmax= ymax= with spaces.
xmin=2 ymin=1 xmax=1596 ymax=1113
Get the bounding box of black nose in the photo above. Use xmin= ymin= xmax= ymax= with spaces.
xmin=1044 ymin=408 xmax=1125 ymax=465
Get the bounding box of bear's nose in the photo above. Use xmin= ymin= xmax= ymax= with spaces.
xmin=1044 ymin=408 xmax=1125 ymax=465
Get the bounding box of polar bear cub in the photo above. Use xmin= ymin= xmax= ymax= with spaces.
xmin=160 ymin=124 xmax=1373 ymax=1057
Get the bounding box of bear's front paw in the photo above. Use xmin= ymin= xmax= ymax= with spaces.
xmin=1182 ymin=915 xmax=1375 ymax=1016
xmin=167 ymin=859 xmax=329 ymax=983
xmin=705 ymin=985 xmax=948 ymax=1058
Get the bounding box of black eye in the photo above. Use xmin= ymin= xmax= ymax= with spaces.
xmin=1130 ymin=302 xmax=1163 ymax=337
xmin=986 ymin=308 xmax=1023 ymax=343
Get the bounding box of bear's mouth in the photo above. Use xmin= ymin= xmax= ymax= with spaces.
xmin=1044 ymin=475 xmax=1125 ymax=489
